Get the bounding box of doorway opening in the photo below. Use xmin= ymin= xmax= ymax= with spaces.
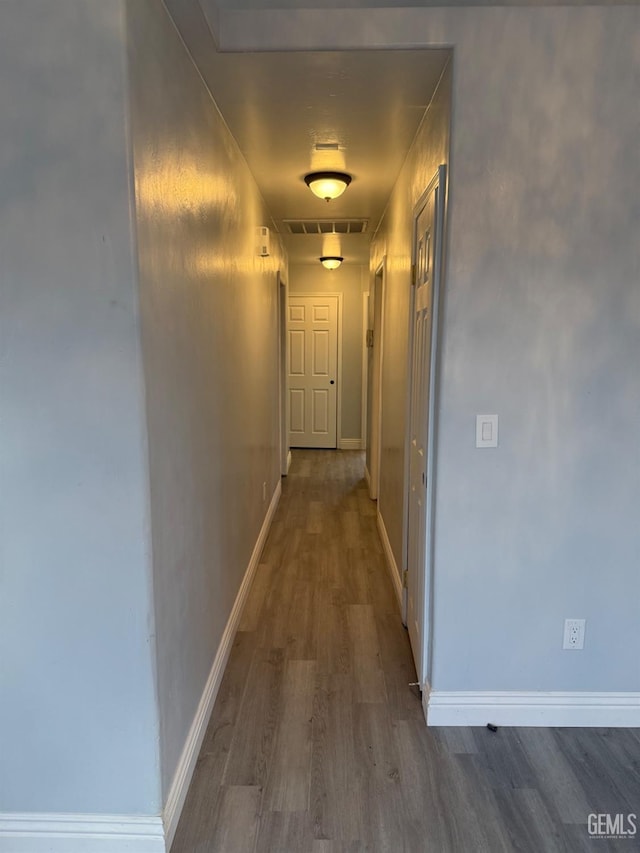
xmin=196 ymin=43 xmax=452 ymax=686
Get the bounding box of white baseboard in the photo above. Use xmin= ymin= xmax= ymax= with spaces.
xmin=338 ymin=438 xmax=363 ymax=450
xmin=426 ymin=690 xmax=640 ymax=727
xmin=0 ymin=814 xmax=164 ymax=852
xmin=163 ymin=479 xmax=282 ymax=849
xmin=364 ymin=466 xmax=371 ymax=489
xmin=376 ymin=510 xmax=403 ymax=611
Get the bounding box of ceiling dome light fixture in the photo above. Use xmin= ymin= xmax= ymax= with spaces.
xmin=320 ymin=256 xmax=344 ymax=270
xmin=304 ymin=171 xmax=352 ymax=202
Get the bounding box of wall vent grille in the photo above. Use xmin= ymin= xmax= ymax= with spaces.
xmin=283 ymin=219 xmax=369 ymax=235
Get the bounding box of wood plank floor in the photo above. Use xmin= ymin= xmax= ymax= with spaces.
xmin=171 ymin=450 xmax=639 ymax=853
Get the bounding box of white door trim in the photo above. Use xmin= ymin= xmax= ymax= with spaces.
xmin=287 ymin=291 xmax=342 ymax=449
xmin=361 ymin=290 xmax=368 ymax=453
xmin=369 ymin=258 xmax=386 ymax=499
xmin=404 ymin=165 xmax=447 ymax=687
xmin=278 ymin=271 xmax=289 ymax=475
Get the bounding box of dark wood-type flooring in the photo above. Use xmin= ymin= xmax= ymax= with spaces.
xmin=172 ymin=450 xmax=639 ymax=852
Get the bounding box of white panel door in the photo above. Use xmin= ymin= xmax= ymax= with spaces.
xmin=406 ymin=169 xmax=444 ymax=685
xmin=288 ymin=295 xmax=338 ymax=448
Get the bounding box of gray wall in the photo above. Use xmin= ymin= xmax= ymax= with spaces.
xmin=371 ymin=62 xmax=452 ymax=582
xmin=224 ymin=6 xmax=640 ymax=694
xmin=127 ymin=0 xmax=286 ymax=799
xmin=289 ymin=263 xmax=366 ymax=442
xmin=430 ymin=7 xmax=640 ymax=693
xmin=0 ymin=0 xmax=160 ymax=813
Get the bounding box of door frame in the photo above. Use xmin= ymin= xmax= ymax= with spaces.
xmin=277 ymin=271 xmax=290 ymax=475
xmin=287 ymin=291 xmax=343 ymax=450
xmin=361 ymin=290 xmax=368 ymax=455
xmin=366 ymin=258 xmax=386 ymax=499
xmin=403 ymin=164 xmax=447 ymax=686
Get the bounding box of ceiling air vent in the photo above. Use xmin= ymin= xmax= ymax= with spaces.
xmin=283 ymin=219 xmax=368 ymax=236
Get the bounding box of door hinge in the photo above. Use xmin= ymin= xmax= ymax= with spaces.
xmin=366 ymin=328 xmax=374 ymax=348
xmin=402 ymin=570 xmax=409 ymax=588
xmin=411 ymin=264 xmax=417 ymax=286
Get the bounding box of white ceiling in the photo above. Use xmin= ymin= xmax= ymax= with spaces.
xmin=165 ymin=3 xmax=449 ymax=265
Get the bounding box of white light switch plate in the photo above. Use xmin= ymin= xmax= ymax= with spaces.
xmin=476 ymin=414 xmax=498 ymax=448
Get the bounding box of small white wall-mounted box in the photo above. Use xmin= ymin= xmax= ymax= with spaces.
xmin=257 ymin=226 xmax=270 ymax=257
xmin=476 ymin=414 xmax=498 ymax=448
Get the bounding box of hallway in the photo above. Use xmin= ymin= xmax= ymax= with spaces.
xmin=170 ymin=451 xmax=638 ymax=853
xmin=2 ymin=1 xmax=639 ymax=844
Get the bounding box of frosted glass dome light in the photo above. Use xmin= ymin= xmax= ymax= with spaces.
xmin=320 ymin=256 xmax=343 ymax=270
xmin=304 ymin=171 xmax=352 ymax=201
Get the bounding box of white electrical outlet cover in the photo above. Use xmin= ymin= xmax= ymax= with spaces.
xmin=563 ymin=618 xmax=586 ymax=650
